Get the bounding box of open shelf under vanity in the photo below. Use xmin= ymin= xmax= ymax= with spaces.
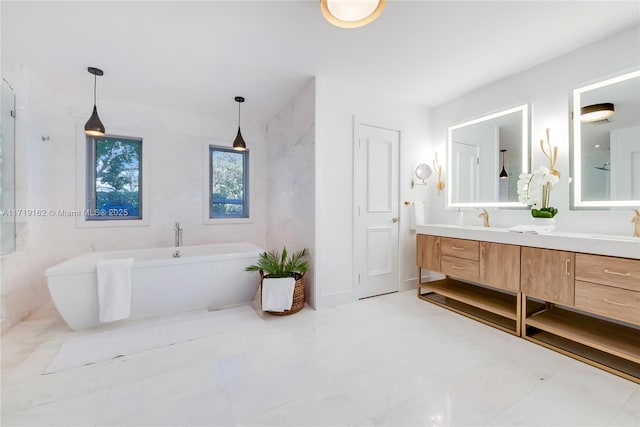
xmin=418 ymin=278 xmax=522 ymax=335
xmin=523 ymin=300 xmax=640 ymax=382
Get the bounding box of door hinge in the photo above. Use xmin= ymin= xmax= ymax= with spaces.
xmin=10 ymin=110 xmax=16 ymax=118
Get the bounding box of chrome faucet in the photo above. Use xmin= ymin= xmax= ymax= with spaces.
xmin=174 ymin=221 xmax=183 ymax=247
xmin=478 ymin=208 xmax=490 ymax=228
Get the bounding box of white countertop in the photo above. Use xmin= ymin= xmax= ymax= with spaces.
xmin=416 ymin=224 xmax=640 ymax=259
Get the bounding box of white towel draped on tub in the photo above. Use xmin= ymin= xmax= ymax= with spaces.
xmin=97 ymin=258 xmax=134 ymax=323
xmin=410 ymin=201 xmax=425 ymax=231
xmin=261 ymin=277 xmax=295 ymax=312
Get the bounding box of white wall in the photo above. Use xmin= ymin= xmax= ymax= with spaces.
xmin=315 ymin=77 xmax=431 ymax=308
xmin=428 ymin=26 xmax=640 ymax=237
xmin=0 ymin=63 xmax=268 ymax=333
xmin=265 ymin=78 xmax=316 ymax=308
xmin=1 ymin=64 xmax=57 ymax=333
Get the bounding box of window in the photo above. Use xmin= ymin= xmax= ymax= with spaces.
xmin=210 ymin=146 xmax=249 ymax=218
xmin=87 ymin=136 xmax=142 ymax=220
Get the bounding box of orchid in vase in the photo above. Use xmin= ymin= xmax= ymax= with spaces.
xmin=517 ymin=129 xmax=560 ymax=218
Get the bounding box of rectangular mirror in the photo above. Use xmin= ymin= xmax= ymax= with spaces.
xmin=571 ymin=69 xmax=640 ymax=208
xmin=447 ymin=104 xmax=529 ymax=208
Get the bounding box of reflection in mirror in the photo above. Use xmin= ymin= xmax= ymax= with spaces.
xmin=572 ymin=69 xmax=640 ymax=208
xmin=447 ymin=105 xmax=529 ymax=208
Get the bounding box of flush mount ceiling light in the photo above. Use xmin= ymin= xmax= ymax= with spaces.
xmin=499 ymin=149 xmax=508 ymax=179
xmin=84 ymin=67 xmax=106 ymax=136
xmin=320 ymin=0 xmax=386 ymax=29
xmin=232 ymin=96 xmax=247 ymax=151
xmin=580 ymin=103 xmax=615 ymax=123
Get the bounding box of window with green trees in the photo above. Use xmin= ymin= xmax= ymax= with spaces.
xmin=210 ymin=146 xmax=249 ymax=218
xmin=87 ymin=136 xmax=142 ymax=220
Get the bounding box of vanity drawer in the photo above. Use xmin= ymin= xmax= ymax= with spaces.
xmin=575 ymin=280 xmax=640 ymax=325
xmin=441 ymin=238 xmax=479 ymax=261
xmin=575 ymin=254 xmax=640 ymax=292
xmin=441 ymin=255 xmax=479 ymax=281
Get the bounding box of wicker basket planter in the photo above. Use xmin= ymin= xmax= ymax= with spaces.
xmin=260 ymin=271 xmax=305 ymax=316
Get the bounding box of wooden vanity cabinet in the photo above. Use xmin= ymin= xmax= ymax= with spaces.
xmin=417 ymin=235 xmax=521 ymax=336
xmin=521 ymin=247 xmax=574 ymax=306
xmin=479 ymin=242 xmax=520 ymax=292
xmin=521 ymin=251 xmax=640 ymax=383
xmin=417 ymin=234 xmax=440 ymax=271
xmin=574 ymin=253 xmax=640 ymax=325
xmin=440 ymin=237 xmax=480 ymax=282
xmin=417 ymin=232 xmax=640 ymax=383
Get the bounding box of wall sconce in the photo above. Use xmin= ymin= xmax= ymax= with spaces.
xmin=499 ymin=149 xmax=508 ymax=179
xmin=433 ymin=153 xmax=445 ymax=195
xmin=411 ymin=163 xmax=432 ymax=189
xmin=84 ymin=67 xmax=105 ymax=136
xmin=320 ymin=0 xmax=386 ymax=29
xmin=232 ymin=96 xmax=247 ymax=151
xmin=581 ymin=103 xmax=615 ymax=123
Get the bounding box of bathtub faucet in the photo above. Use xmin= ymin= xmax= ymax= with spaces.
xmin=174 ymin=221 xmax=183 ymax=247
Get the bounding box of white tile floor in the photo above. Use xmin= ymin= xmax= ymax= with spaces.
xmin=1 ymin=290 xmax=638 ymax=427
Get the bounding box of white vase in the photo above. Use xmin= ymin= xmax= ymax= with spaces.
xmin=531 ymin=217 xmax=556 ymax=231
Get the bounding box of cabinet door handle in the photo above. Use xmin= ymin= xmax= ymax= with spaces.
xmin=451 ymin=246 xmax=465 ymax=251
xmin=565 ymin=259 xmax=571 ymax=276
xmin=451 ymin=265 xmax=464 ymax=270
xmin=603 ymin=269 xmax=632 ymax=277
xmin=603 ymin=298 xmax=631 ymax=308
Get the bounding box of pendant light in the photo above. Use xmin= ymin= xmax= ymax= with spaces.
xmin=84 ymin=67 xmax=106 ymax=136
xmin=320 ymin=0 xmax=386 ymax=29
xmin=232 ymin=96 xmax=247 ymax=151
xmin=499 ymin=149 xmax=508 ymax=179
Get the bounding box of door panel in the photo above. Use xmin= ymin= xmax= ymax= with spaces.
xmin=367 ymin=227 xmax=393 ymax=276
xmin=367 ymin=138 xmax=393 ymax=212
xmin=356 ymin=123 xmax=400 ymax=298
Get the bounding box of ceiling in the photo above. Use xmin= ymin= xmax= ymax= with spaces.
xmin=2 ymin=1 xmax=639 ymax=123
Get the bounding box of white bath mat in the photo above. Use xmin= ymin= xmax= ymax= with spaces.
xmin=44 ymin=305 xmax=263 ymax=374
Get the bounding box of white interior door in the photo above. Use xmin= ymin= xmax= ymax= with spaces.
xmin=354 ymin=123 xmax=399 ymax=299
xmin=610 ymin=126 xmax=640 ymax=200
xmin=452 ymin=141 xmax=480 ymax=203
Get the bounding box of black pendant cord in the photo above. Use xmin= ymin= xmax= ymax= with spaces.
xmin=93 ymin=73 xmax=97 ymax=107
xmin=238 ymin=101 xmax=241 ymax=129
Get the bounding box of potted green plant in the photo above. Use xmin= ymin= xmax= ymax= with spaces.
xmin=245 ymin=247 xmax=309 ymax=315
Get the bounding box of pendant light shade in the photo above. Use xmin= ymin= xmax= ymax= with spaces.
xmin=580 ymin=103 xmax=615 ymax=123
xmin=499 ymin=149 xmax=508 ymax=179
xmin=232 ymin=96 xmax=247 ymax=151
xmin=320 ymin=0 xmax=386 ymax=29
xmin=85 ymin=67 xmax=105 ymax=136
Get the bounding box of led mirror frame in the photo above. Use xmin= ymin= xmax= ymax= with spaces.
xmin=447 ymin=104 xmax=530 ymax=208
xmin=571 ymin=69 xmax=640 ymax=209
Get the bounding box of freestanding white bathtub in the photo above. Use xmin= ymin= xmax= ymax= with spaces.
xmin=46 ymin=243 xmax=263 ymax=330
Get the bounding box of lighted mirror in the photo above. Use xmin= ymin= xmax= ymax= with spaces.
xmin=571 ymin=69 xmax=640 ymax=208
xmin=447 ymin=104 xmax=529 ymax=208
